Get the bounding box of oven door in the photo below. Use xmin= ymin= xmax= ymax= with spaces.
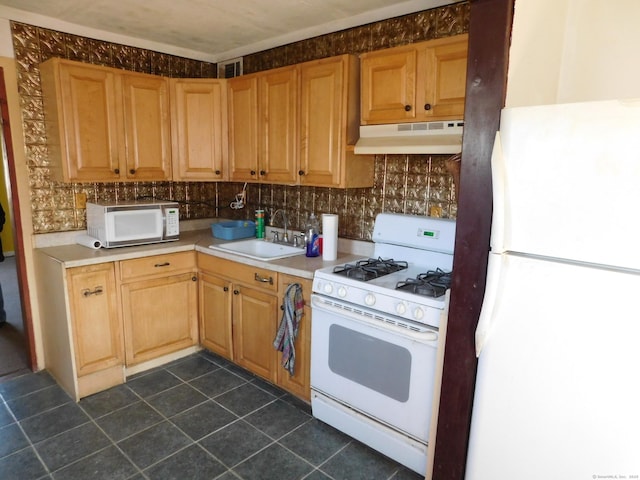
xmin=310 ymin=294 xmax=439 ymax=442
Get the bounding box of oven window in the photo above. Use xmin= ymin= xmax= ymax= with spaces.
xmin=328 ymin=324 xmax=411 ymax=402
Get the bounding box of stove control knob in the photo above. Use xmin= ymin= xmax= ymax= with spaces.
xmin=323 ymin=283 xmax=333 ymax=294
xmin=396 ymin=303 xmax=407 ymax=315
xmin=413 ymin=307 xmax=424 ymax=321
xmin=337 ymin=286 xmax=347 ymax=298
xmin=364 ymin=293 xmax=376 ymax=306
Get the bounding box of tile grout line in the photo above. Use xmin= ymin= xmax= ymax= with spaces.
xmin=2 ymin=353 xmax=418 ymax=480
xmin=74 ymin=357 xmax=282 ymax=478
xmin=126 ymin=359 xmax=295 ymax=477
xmin=0 ymin=392 xmax=54 ymax=477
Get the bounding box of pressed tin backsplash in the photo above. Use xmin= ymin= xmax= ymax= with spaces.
xmin=11 ymin=1 xmax=469 ymax=241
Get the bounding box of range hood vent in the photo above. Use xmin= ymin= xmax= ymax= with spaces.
xmin=354 ymin=120 xmax=463 ymax=155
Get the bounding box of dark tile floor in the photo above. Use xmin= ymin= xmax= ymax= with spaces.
xmin=0 ymin=350 xmax=423 ymax=480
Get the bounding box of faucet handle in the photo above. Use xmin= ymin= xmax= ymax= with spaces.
xmin=272 ymin=231 xmax=280 ymax=243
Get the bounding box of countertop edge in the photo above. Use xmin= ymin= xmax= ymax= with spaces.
xmin=35 ymin=228 xmax=372 ymax=279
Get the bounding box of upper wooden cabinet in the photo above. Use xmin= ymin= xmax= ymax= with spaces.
xmin=228 ymin=55 xmax=374 ymax=188
xmin=170 ymin=79 xmax=228 ymax=181
xmin=360 ymin=34 xmax=468 ymax=125
xmin=258 ymin=66 xmax=299 ymax=184
xmin=299 ymin=55 xmax=373 ymax=188
xmin=228 ymin=66 xmax=298 ymax=184
xmin=228 ymin=74 xmax=258 ymax=182
xmin=121 ymin=73 xmax=172 ymax=181
xmin=40 ymin=58 xmax=172 ymax=182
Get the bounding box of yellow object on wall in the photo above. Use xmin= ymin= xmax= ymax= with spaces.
xmin=0 ymin=161 xmax=14 ymax=255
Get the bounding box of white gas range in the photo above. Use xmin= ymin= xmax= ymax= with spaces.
xmin=310 ymin=213 xmax=456 ymax=475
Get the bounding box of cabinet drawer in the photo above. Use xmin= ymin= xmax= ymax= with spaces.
xmin=119 ymin=251 xmax=195 ymax=282
xmin=198 ymin=254 xmax=278 ymax=292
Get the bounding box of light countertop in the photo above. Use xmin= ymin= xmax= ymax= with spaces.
xmin=35 ymin=228 xmax=372 ymax=279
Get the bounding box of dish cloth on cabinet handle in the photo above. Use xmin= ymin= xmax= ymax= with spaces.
xmin=273 ymin=282 xmax=304 ymax=375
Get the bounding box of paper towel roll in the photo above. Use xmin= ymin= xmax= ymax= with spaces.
xmin=75 ymin=234 xmax=102 ymax=250
xmin=322 ymin=214 xmax=338 ymax=261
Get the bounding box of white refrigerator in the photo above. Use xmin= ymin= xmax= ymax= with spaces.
xmin=466 ymin=100 xmax=640 ymax=479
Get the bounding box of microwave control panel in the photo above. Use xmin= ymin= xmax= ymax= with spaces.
xmin=165 ymin=208 xmax=179 ymax=236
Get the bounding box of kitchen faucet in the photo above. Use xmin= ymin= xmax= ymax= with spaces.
xmin=270 ymin=209 xmax=289 ymax=243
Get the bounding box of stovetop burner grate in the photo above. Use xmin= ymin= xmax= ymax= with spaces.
xmin=333 ymin=257 xmax=408 ymax=282
xmin=395 ymin=268 xmax=452 ymax=298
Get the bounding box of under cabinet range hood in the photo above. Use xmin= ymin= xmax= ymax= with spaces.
xmin=354 ymin=120 xmax=464 ymax=155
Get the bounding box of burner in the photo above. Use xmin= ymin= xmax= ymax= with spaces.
xmin=333 ymin=257 xmax=408 ymax=281
xmin=396 ymin=268 xmax=452 ymax=297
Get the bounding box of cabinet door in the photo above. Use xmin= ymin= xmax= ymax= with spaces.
xmin=171 ymin=79 xmax=228 ymax=181
xmin=232 ymin=285 xmax=278 ymax=381
xmin=360 ymin=45 xmax=418 ymax=124
xmin=121 ymin=272 xmax=198 ymax=365
xmin=423 ymin=34 xmax=468 ymax=120
xmin=276 ymin=275 xmax=312 ymax=401
xmin=67 ymin=263 xmax=123 ymax=376
xmin=41 ymin=59 xmax=123 ymax=182
xmin=258 ymin=66 xmax=298 ymax=184
xmin=199 ymin=271 xmax=233 ymax=359
xmin=122 ymin=73 xmax=172 ymax=181
xmin=299 ymin=57 xmax=345 ymax=186
xmin=228 ymin=74 xmax=259 ymax=181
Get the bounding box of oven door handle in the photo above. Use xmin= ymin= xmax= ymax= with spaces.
xmin=311 ymin=294 xmax=439 ymax=343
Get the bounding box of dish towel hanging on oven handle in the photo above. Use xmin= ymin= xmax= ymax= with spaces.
xmin=273 ymin=282 xmax=304 ymax=375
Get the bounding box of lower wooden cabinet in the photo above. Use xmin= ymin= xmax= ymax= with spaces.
xmin=119 ymin=252 xmax=198 ymax=365
xmin=37 ymin=248 xmax=311 ymax=402
xmin=67 ymin=263 xmax=123 ymax=377
xmin=198 ymin=271 xmax=233 ymax=358
xmin=198 ymin=254 xmax=278 ymax=378
xmin=198 ymin=254 xmax=312 ymax=401
xmin=233 ymin=283 xmax=279 ymax=379
xmin=35 ymin=253 xmax=125 ymax=401
xmin=66 ymin=263 xmax=125 ymax=399
xmin=276 ymin=274 xmax=312 ymax=401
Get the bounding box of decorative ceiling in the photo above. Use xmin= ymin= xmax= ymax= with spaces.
xmin=0 ymin=0 xmax=457 ymax=62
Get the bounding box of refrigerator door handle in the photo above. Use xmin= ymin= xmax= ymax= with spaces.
xmin=475 ymin=253 xmax=503 ymax=357
xmin=489 ymin=132 xmax=506 ymax=253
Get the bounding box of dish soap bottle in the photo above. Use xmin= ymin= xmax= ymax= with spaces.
xmin=305 ymin=213 xmax=320 ymax=257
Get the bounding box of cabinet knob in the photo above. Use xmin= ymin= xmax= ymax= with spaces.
xmin=298 ymin=170 xmax=305 ymax=176
xmin=215 ymin=170 xmax=221 ymax=175
xmin=233 ymin=289 xmax=239 ymax=295
xmin=250 ymin=170 xmax=256 ymax=176
xmin=280 ymin=305 xmax=284 ymax=311
xmin=114 ymin=168 xmax=120 ymax=174
xmin=154 ymin=262 xmax=170 ymax=267
xmin=259 ymin=170 xmax=266 ymax=176
xmin=223 ymin=286 xmax=229 ymax=292
xmin=404 ymin=105 xmax=412 ymax=112
xmin=129 ymin=169 xmax=136 ymax=174
xmin=191 ymin=276 xmax=197 ymax=282
xmin=424 ymin=103 xmax=432 ymax=111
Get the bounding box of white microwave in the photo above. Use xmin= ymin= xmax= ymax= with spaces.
xmin=86 ymin=201 xmax=179 ymax=248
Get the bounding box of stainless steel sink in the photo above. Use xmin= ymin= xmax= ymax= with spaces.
xmin=208 ymin=238 xmax=305 ymax=261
